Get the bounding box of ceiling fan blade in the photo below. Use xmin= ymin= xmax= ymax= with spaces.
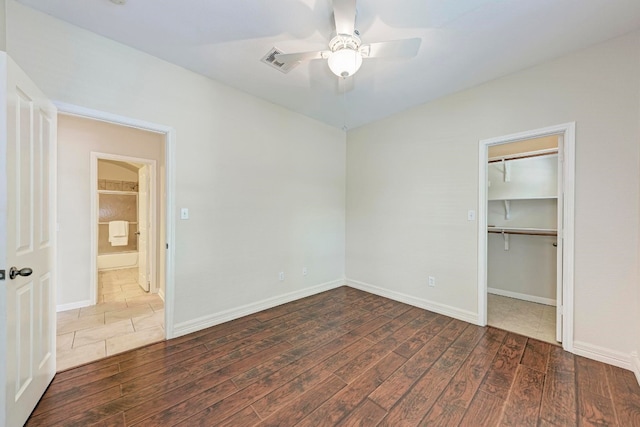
xmin=275 ymin=50 xmax=329 ymax=64
xmin=361 ymin=38 xmax=422 ymax=59
xmin=333 ymin=0 xmax=357 ymax=35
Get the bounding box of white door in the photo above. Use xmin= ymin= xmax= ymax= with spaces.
xmin=1 ymin=54 xmax=57 ymax=426
xmin=556 ymin=137 xmax=564 ymax=342
xmin=137 ymin=165 xmax=150 ymax=291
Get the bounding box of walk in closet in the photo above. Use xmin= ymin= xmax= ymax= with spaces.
xmin=486 ymin=137 xmax=559 ymax=344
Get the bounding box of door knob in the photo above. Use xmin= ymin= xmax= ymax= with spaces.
xmin=9 ymin=267 xmax=33 ymax=280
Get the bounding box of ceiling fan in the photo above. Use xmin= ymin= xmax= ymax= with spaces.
xmin=275 ymin=0 xmax=421 ymax=78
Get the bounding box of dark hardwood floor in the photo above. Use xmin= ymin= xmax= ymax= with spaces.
xmin=28 ymin=287 xmax=640 ymax=426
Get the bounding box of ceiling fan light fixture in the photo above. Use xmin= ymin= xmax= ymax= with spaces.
xmin=328 ymin=48 xmax=363 ymax=78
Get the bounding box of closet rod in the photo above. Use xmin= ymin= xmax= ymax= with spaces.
xmin=98 ymin=222 xmax=138 ymax=225
xmin=487 ymin=229 xmax=557 ymax=237
xmin=488 ymin=149 xmax=558 ymax=164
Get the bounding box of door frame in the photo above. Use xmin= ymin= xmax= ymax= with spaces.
xmin=55 ymin=102 xmax=177 ymax=339
xmin=477 ymin=122 xmax=575 ymax=352
xmin=90 ymin=153 xmax=157 ymax=299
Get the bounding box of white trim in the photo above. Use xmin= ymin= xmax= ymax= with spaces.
xmin=487 ymin=287 xmax=556 ymax=306
xmin=573 ymin=341 xmax=632 ymax=371
xmin=55 ymin=102 xmax=177 ymax=339
xmin=346 ymin=279 xmax=478 ymax=324
xmin=631 ymin=352 xmax=640 ymax=386
xmin=157 ymin=287 xmax=165 ymax=302
xmin=173 ymin=279 xmax=345 ymax=338
xmin=56 ymin=300 xmax=91 ymax=312
xmin=478 ymin=122 xmax=575 ymax=353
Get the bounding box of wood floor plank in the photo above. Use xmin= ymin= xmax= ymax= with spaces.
xmin=26 ymin=386 xmax=122 ymax=427
xmin=30 ymin=288 xmax=636 ymax=427
xmin=393 ymin=315 xmax=452 ymax=358
xmin=365 ymin=307 xmax=425 ymax=342
xmin=420 ymin=333 xmax=502 ymax=426
xmin=380 ymin=301 xmax=414 ymax=319
xmin=576 ymin=355 xmax=612 ymax=397
xmin=478 ymin=333 xmax=528 ymax=400
xmin=61 ymin=339 xmax=292 ymax=426
xmin=251 ymin=337 xmax=375 ymax=418
xmin=498 ymin=365 xmax=545 ymax=426
xmin=90 ymin=411 xmax=126 ymax=427
xmin=218 ymin=406 xmax=262 ymax=427
xmin=333 ymin=336 xmax=402 ymax=383
xmin=250 ymin=365 xmax=334 ymax=419
xmin=369 ymin=335 xmax=451 ymax=410
xmin=520 ymin=338 xmax=550 ymax=373
xmin=605 ymin=364 xmax=640 ymax=426
xmin=254 ymin=375 xmax=347 ymax=427
xmin=484 ymin=326 xmax=508 ymax=343
xmin=436 ymin=319 xmax=470 ymax=342
xmin=450 ymin=324 xmax=487 ymax=350
xmin=548 ymin=344 xmax=575 ymax=373
xmin=335 ymin=398 xmax=387 ymax=427
xmin=297 ymin=352 xmax=406 ymax=426
xmin=578 ymin=390 xmax=618 ymax=426
xmin=379 ymin=344 xmax=474 ymax=426
xmin=129 ymin=380 xmax=238 ymax=426
xmin=458 ymin=390 xmax=506 ymax=427
xmin=125 ymin=375 xmax=238 ymax=425
xmin=540 ymin=365 xmax=577 ymax=426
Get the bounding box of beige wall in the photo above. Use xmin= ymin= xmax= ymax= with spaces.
xmin=347 ymin=31 xmax=640 ymax=362
xmin=6 ymin=1 xmax=346 ymax=328
xmin=57 ymin=114 xmax=164 ymax=306
xmin=98 ymin=160 xmax=139 ymax=182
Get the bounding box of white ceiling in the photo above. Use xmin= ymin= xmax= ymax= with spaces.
xmin=16 ymin=0 xmax=640 ymax=129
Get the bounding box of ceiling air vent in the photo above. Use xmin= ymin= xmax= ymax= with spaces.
xmin=260 ymin=48 xmax=298 ymax=74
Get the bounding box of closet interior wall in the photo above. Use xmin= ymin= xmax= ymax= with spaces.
xmin=487 ymin=141 xmax=559 ymax=306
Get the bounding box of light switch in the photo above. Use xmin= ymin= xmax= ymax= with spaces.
xmin=180 ymin=208 xmax=189 ymax=220
xmin=467 ymin=210 xmax=476 ymax=221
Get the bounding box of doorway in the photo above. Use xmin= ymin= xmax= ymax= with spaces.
xmin=478 ymin=123 xmax=575 ymax=352
xmin=54 ymin=109 xmax=174 ymax=370
xmin=93 ymin=155 xmax=157 ymax=298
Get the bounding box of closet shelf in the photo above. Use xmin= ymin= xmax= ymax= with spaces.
xmin=488 ymin=196 xmax=557 ymax=201
xmin=488 ymin=226 xmax=557 ymax=236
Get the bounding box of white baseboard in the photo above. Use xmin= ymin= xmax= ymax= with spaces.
xmin=631 ymin=352 xmax=640 ymax=386
xmin=56 ymin=299 xmax=92 ymax=312
xmin=488 ymin=287 xmax=556 ymax=306
xmin=345 ymin=278 xmax=478 ymax=325
xmin=572 ymin=341 xmax=632 ymax=371
xmin=157 ymin=287 xmax=165 ymax=302
xmin=172 ymin=278 xmax=345 ymax=338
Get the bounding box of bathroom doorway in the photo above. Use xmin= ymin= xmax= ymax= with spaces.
xmin=94 ymin=155 xmax=156 ymax=296
xmin=55 ymin=113 xmax=170 ymax=371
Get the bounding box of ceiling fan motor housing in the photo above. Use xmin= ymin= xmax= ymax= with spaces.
xmin=328 ymin=34 xmax=363 ymax=77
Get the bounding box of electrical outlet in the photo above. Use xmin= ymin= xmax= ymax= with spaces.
xmin=428 ymin=276 xmax=436 ymax=287
xmin=180 ymin=208 xmax=189 ymax=220
xmin=302 ymin=267 xmax=308 ymax=276
xmin=467 ymin=210 xmax=476 ymax=221
xmin=279 ymin=272 xmax=285 ymax=281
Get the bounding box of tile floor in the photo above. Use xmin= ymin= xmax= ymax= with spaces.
xmin=487 ymin=293 xmax=558 ymax=345
xmin=56 ymin=268 xmax=165 ymax=371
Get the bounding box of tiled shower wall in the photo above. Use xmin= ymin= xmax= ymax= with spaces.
xmin=98 ymin=192 xmax=138 ymax=254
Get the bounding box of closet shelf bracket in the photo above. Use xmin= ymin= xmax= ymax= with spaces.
xmin=503 ymin=200 xmax=511 ymax=220
xmin=502 ymin=231 xmax=510 ymax=251
xmin=502 ymin=159 xmax=511 ymax=182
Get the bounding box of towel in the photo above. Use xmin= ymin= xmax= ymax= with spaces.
xmin=108 ymin=220 xmax=129 ymax=246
